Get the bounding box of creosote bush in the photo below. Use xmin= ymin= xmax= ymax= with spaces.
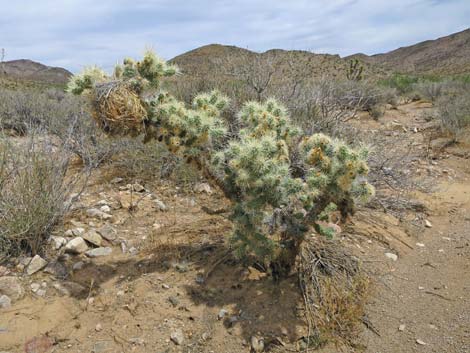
xmin=68 ymin=50 xmax=375 ymax=275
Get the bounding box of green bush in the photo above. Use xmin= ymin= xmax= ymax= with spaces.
xmin=68 ymin=51 xmax=375 ymax=275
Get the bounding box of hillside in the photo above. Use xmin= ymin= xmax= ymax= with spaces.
xmin=348 ymin=28 xmax=470 ymax=75
xmin=0 ymin=59 xmax=72 ymax=86
xmin=170 ymin=44 xmax=388 ymax=82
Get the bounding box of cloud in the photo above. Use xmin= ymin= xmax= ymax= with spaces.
xmin=1 ymin=0 xmax=469 ymax=71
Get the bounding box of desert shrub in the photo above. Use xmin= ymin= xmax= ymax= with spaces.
xmin=436 ymin=90 xmax=470 ymax=141
xmin=0 ymin=86 xmax=125 ymax=168
xmin=369 ymin=104 xmax=385 ymax=120
xmin=412 ymin=81 xmax=446 ymax=102
xmin=68 ymin=51 xmax=375 ymax=275
xmin=292 ymin=80 xmax=393 ymax=135
xmin=0 ymin=135 xmax=79 ymax=257
xmin=0 ymin=88 xmax=51 ymax=134
xmin=379 ymin=73 xmax=419 ymax=95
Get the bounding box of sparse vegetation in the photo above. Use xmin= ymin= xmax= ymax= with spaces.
xmin=0 ymin=135 xmax=79 ymax=258
xmin=68 ymin=50 xmax=375 ymax=276
xmin=436 ymin=90 xmax=470 ymax=141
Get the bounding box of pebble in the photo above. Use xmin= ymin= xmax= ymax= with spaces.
xmin=194 ymin=183 xmax=212 ymax=194
xmin=153 ymin=199 xmax=168 ymax=212
xmin=0 ymin=295 xmax=11 ymax=309
xmin=26 ymin=255 xmax=48 ymax=275
xmin=218 ymin=309 xmax=228 ymax=320
xmin=65 ymin=227 xmax=85 ymax=237
xmin=385 ymin=252 xmax=398 ymax=261
xmin=95 ymin=323 xmax=102 ymax=332
xmin=170 ymin=329 xmax=184 ymax=345
xmin=168 ymin=296 xmax=179 ymax=307
xmin=424 ymin=220 xmax=433 ymax=228
xmin=86 ymin=208 xmax=112 ymax=220
xmin=31 ymin=283 xmax=41 ymax=293
xmin=416 ymin=242 xmax=425 ymax=247
xmin=100 ymin=205 xmax=111 ymax=213
xmin=398 ymin=324 xmax=406 ymax=331
xmin=416 ymin=339 xmax=426 ymax=345
xmin=250 ymin=336 xmax=264 ymax=352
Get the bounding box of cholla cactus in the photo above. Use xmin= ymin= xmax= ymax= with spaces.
xmin=69 ymin=50 xmax=374 ymax=276
xmin=346 ymin=58 xmax=364 ymax=81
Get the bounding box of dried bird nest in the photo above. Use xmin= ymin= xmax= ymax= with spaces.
xmin=91 ymin=81 xmax=147 ymax=136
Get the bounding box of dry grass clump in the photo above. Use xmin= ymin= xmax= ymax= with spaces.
xmin=0 ymin=136 xmax=81 ymax=258
xmin=91 ymin=82 xmax=147 ymax=136
xmin=298 ymin=238 xmax=370 ymax=349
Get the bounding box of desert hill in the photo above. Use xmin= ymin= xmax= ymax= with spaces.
xmin=0 ymin=59 xmax=71 ymax=85
xmin=347 ymin=28 xmax=470 ymax=75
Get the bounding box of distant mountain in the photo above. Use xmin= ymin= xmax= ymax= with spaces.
xmin=347 ymin=28 xmax=470 ymax=75
xmin=171 ymin=44 xmax=388 ymax=81
xmin=0 ymin=59 xmax=72 ymax=85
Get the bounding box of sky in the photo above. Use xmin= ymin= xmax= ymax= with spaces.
xmin=1 ymin=0 xmax=469 ymax=72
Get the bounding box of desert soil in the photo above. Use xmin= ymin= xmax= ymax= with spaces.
xmin=0 ymin=102 xmax=469 ymax=353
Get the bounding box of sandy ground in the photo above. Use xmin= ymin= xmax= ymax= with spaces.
xmin=0 ymin=102 xmax=469 ymax=353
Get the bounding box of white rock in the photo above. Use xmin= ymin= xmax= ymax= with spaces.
xmin=96 ymin=200 xmax=109 ymax=206
xmin=424 ymin=220 xmax=433 ymax=228
xmin=50 ymin=236 xmax=67 ymax=250
xmin=100 ymin=205 xmax=111 ymax=213
xmin=385 ymin=252 xmax=398 ymax=261
xmin=65 ymin=237 xmax=89 ymax=254
xmin=194 ymin=182 xmax=212 ymax=194
xmin=416 ymin=339 xmax=426 ymax=345
xmin=85 ymin=247 xmax=112 ymax=258
xmin=131 ymin=183 xmax=145 ymax=192
xmin=95 ymin=323 xmax=102 ymax=332
xmin=0 ymin=295 xmax=11 ymax=309
xmin=31 ymin=283 xmax=41 ymax=293
xmin=153 ymin=199 xmax=168 ymax=212
xmin=86 ymin=208 xmax=112 ymax=220
xmin=36 ymin=289 xmax=46 ymax=297
xmin=250 ymin=336 xmax=264 ymax=352
xmin=218 ymin=309 xmax=228 ymax=320
xmin=83 ymin=231 xmax=103 ymax=247
xmin=398 ymin=324 xmax=406 ymax=331
xmin=416 ymin=242 xmax=425 ymax=247
xmin=65 ymin=227 xmax=85 ymax=237
xmin=170 ymin=329 xmax=184 ymax=345
xmin=26 ymin=255 xmax=48 ymax=275
xmin=0 ymin=276 xmax=24 ymax=301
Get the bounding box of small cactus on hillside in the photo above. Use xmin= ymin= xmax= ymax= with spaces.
xmin=68 ymin=50 xmax=374 ymax=275
xmin=346 ymin=58 xmax=364 ymax=81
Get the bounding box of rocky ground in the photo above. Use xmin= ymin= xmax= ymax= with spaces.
xmin=0 ymin=102 xmax=469 ymax=353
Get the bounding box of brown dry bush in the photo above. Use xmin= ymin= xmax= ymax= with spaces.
xmin=436 ymin=89 xmax=470 ymax=141
xmin=0 ymin=134 xmax=82 ymax=258
xmin=298 ymin=238 xmax=370 ymax=349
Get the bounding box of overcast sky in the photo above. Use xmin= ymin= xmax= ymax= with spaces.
xmin=1 ymin=0 xmax=469 ymax=72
